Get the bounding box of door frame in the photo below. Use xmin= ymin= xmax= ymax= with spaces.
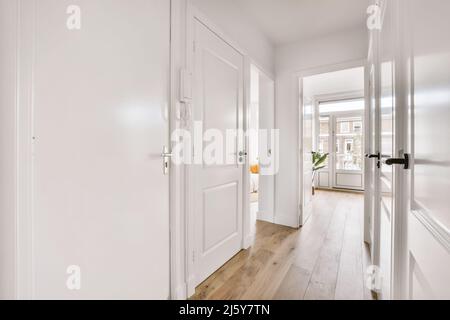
xmin=296 ymin=60 xmax=367 ymax=226
xmin=249 ymin=64 xmax=277 ymax=225
xmin=183 ymin=3 xmax=253 ymax=297
xmin=15 ymin=1 xmax=35 ymax=299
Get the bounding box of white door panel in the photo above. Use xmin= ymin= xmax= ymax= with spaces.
xmin=203 ymin=183 xmax=239 ymax=252
xmin=406 ymin=0 xmax=450 ymax=299
xmin=31 ymin=0 xmax=170 ymax=299
xmin=333 ymin=114 xmax=365 ymax=191
xmin=408 ymin=212 xmax=450 ymax=299
xmin=335 ymin=173 xmax=363 ymax=189
xmin=379 ymin=204 xmax=392 ymax=300
xmin=375 ymin=1 xmax=395 ymax=299
xmin=370 ymin=0 xmax=450 ymax=300
xmin=366 ymin=63 xmax=380 ymax=259
xmin=193 ymin=19 xmax=244 ymax=285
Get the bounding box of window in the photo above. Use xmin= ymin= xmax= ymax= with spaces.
xmin=318 ymin=116 xmax=330 ymax=167
xmin=340 ymin=121 xmax=350 ymax=133
xmin=353 ymin=122 xmax=362 ymax=133
xmin=335 ymin=116 xmax=364 ymax=171
xmin=345 ymin=139 xmax=353 ymax=153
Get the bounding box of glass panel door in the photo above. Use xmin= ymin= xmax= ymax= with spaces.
xmin=335 ymin=116 xmax=364 ymax=171
xmin=316 ymin=116 xmax=331 ymax=188
xmin=318 ymin=116 xmax=330 ymax=167
xmin=333 ymin=114 xmax=364 ymax=190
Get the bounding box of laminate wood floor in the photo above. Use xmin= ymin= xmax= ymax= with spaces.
xmin=191 ymin=190 xmax=376 ymax=300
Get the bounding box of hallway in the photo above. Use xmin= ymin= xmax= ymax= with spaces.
xmin=192 ymin=190 xmax=375 ymax=300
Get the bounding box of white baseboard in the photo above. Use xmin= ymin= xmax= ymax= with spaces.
xmin=243 ymin=233 xmax=254 ymax=249
xmin=274 ymin=213 xmax=299 ymax=228
xmin=257 ymin=211 xmax=274 ymax=223
xmin=186 ymin=275 xmax=196 ymax=299
xmin=171 ymin=283 xmax=187 ymax=300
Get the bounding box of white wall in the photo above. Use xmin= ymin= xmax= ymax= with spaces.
xmin=274 ymin=29 xmax=368 ymax=227
xmin=189 ymin=0 xmax=275 ymax=75
xmin=0 ymin=0 xmax=17 ymax=299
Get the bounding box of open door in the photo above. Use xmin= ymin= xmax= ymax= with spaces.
xmin=258 ymin=71 xmax=276 ymax=223
xmin=369 ymin=0 xmax=450 ymax=300
xmin=365 ymin=0 xmax=396 ymax=299
xmin=377 ymin=0 xmax=396 ymax=299
xmin=300 ymin=93 xmax=314 ymax=225
xmin=402 ymin=0 xmax=450 ymax=299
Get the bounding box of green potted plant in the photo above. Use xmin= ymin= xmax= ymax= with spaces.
xmin=312 ymin=151 xmax=329 ymax=195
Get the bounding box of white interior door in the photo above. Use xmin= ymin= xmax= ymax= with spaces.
xmin=332 ymin=113 xmax=365 ymax=190
xmin=193 ymin=18 xmax=244 ymax=285
xmin=404 ymin=0 xmax=450 ymax=300
xmin=377 ymin=1 xmax=396 ymax=300
xmin=258 ymin=72 xmax=275 ymax=223
xmin=301 ymin=95 xmax=314 ymax=225
xmin=31 ymin=0 xmax=170 ymax=299
xmin=316 ymin=115 xmax=331 ymax=189
xmin=363 ymin=64 xmax=374 ymax=246
xmin=366 ymin=59 xmax=381 ymax=267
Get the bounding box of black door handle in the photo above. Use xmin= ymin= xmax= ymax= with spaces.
xmin=365 ymin=153 xmax=380 ymax=160
xmin=365 ymin=153 xmax=381 ymax=168
xmin=385 ymin=154 xmax=410 ymax=169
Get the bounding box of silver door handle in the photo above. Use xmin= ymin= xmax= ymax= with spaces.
xmin=238 ymin=151 xmax=248 ymax=157
xmin=161 ymin=146 xmax=172 ymax=175
xmin=161 ymin=152 xmax=173 ymax=158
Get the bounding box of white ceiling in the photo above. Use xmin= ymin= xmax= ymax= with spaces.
xmin=233 ymin=0 xmax=370 ymax=46
xmin=303 ymin=67 xmax=365 ymax=98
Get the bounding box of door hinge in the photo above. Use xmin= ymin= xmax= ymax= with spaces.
xmin=192 ymin=251 xmax=196 ymax=263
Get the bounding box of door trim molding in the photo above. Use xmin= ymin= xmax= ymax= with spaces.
xmin=295 ymin=59 xmax=367 ymax=226
xmin=411 ymin=209 xmax=450 ymax=254
xmin=249 ymin=64 xmax=276 ymax=225
xmin=15 ymin=0 xmax=36 ymax=300
xmin=169 ymin=0 xmax=188 ymax=300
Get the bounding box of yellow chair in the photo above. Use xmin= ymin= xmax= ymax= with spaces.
xmin=250 ymin=164 xmax=260 ymax=174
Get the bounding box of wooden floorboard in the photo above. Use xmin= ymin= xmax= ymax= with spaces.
xmin=191 ymin=190 xmax=375 ymax=300
xmin=334 ymin=194 xmax=365 ymax=300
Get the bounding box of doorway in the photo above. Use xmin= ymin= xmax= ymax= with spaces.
xmin=299 ymin=65 xmax=372 ymax=278
xmin=316 ymin=100 xmax=365 ymax=191
xmin=299 ymin=65 xmax=367 ymax=227
xmin=249 ymin=64 xmax=276 ymax=235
